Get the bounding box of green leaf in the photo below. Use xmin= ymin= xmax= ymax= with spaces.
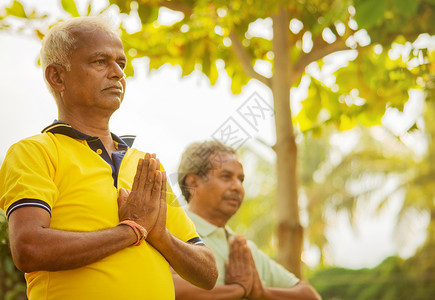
xmin=354 ymin=0 xmax=387 ymax=28
xmin=338 ymin=114 xmax=357 ymax=130
xmin=86 ymin=1 xmax=92 ymax=16
xmin=61 ymin=0 xmax=80 ymax=17
xmin=393 ymin=0 xmax=420 ymax=18
xmin=311 ymin=0 xmax=348 ymax=36
xmin=137 ymin=4 xmax=159 ymax=24
xmin=115 ymin=0 xmax=132 ymax=14
xmin=5 ymin=1 xmax=27 ymax=18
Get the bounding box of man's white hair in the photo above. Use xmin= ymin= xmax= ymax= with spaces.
xmin=40 ymin=16 xmax=119 ymax=96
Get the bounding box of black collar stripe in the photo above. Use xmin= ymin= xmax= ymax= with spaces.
xmin=119 ymin=135 xmax=136 ymax=148
xmin=42 ymin=121 xmax=134 ymax=148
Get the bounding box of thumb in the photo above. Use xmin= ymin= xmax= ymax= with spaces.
xmin=117 ymin=188 xmax=131 ymax=206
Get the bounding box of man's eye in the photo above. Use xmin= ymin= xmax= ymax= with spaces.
xmin=118 ymin=62 xmax=126 ymax=69
xmin=95 ymin=59 xmax=105 ymax=65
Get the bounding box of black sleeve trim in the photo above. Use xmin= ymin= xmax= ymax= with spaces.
xmin=6 ymin=199 xmax=51 ymax=219
xmin=187 ymin=237 xmax=205 ymax=246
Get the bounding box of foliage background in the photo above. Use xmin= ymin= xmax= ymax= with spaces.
xmin=0 ymin=0 xmax=434 ymax=299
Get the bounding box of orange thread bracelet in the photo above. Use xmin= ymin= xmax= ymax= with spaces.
xmin=118 ymin=220 xmax=148 ymax=246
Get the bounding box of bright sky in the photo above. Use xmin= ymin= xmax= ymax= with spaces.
xmin=0 ymin=0 xmax=430 ymax=269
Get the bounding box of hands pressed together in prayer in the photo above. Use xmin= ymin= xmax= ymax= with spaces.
xmin=117 ymin=153 xmax=218 ymax=290
xmin=225 ymin=235 xmax=265 ymax=300
xmin=117 ymin=153 xmax=167 ymax=246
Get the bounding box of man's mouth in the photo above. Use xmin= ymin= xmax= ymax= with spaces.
xmin=102 ymin=85 xmax=123 ymax=93
xmin=223 ymin=194 xmax=242 ymax=204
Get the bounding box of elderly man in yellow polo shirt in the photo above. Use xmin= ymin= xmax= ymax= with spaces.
xmin=173 ymin=141 xmax=321 ymax=300
xmin=0 ymin=16 xmax=217 ymax=299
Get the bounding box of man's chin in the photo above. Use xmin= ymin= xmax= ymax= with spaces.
xmin=222 ymin=202 xmax=240 ymax=215
xmin=104 ymin=96 xmax=123 ymax=108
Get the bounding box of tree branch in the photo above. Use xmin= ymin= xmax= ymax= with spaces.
xmin=140 ymin=1 xmax=272 ymax=87
xmin=295 ymin=36 xmax=349 ymax=72
xmin=158 ymin=0 xmax=192 ymax=16
xmin=228 ymin=30 xmax=272 ymax=88
xmin=139 ymin=0 xmax=193 ymax=16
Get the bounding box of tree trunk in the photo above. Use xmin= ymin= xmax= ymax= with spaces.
xmin=272 ymin=8 xmax=303 ymax=278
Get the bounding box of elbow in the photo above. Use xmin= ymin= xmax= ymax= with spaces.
xmin=311 ymin=292 xmax=322 ymax=300
xmin=297 ymin=281 xmax=322 ymax=300
xmin=307 ymin=285 xmax=322 ymax=300
xmin=10 ymin=237 xmax=44 ymax=273
xmin=307 ymin=287 xmax=322 ymax=300
xmin=204 ymin=254 xmax=219 ymax=290
xmin=195 ymin=247 xmax=218 ymax=290
xmin=199 ymin=261 xmax=218 ymax=290
xmin=12 ymin=250 xmax=37 ymax=273
xmin=198 ymin=266 xmax=218 ymax=290
xmin=203 ymin=277 xmax=217 ymax=291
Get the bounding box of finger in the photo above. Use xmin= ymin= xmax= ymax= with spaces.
xmin=161 ymin=171 xmax=167 ymax=203
xmin=117 ymin=188 xmax=130 ymax=206
xmin=231 ymin=239 xmax=242 ymax=267
xmin=156 ymin=158 xmax=161 ymax=171
xmin=230 ymin=235 xmax=243 ymax=253
xmin=135 ymin=153 xmax=151 ymax=193
xmin=130 ymin=158 xmax=144 ymax=193
xmin=151 ymin=170 xmax=162 ymax=203
xmin=243 ymin=244 xmax=252 ymax=265
xmin=144 ymin=158 xmax=157 ymax=197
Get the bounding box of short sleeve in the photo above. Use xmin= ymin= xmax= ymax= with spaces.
xmin=166 ymin=188 xmax=202 ymax=243
xmin=248 ymin=241 xmax=300 ymax=288
xmin=0 ymin=137 xmax=58 ymax=218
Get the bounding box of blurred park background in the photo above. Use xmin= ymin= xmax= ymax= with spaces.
xmin=0 ymin=0 xmax=434 ymax=299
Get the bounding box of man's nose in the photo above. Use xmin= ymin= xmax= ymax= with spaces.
xmin=231 ymin=178 xmax=244 ymax=194
xmin=109 ymin=62 xmax=125 ymax=79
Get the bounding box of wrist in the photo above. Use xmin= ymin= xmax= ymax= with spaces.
xmin=118 ymin=220 xmax=148 ymax=246
xmin=147 ymin=228 xmax=171 ymax=248
xmin=229 ymin=282 xmax=247 ymax=299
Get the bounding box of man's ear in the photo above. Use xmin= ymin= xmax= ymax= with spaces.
xmin=185 ymin=174 xmax=200 ymax=189
xmin=185 ymin=174 xmax=201 ymax=198
xmin=45 ymin=63 xmax=66 ymax=93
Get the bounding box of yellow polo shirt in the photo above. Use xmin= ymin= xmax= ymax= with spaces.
xmin=0 ymin=123 xmax=201 ymax=300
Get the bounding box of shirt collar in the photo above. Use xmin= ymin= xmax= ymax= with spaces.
xmin=42 ymin=120 xmax=135 ymax=148
xmin=186 ymin=209 xmax=234 ymax=237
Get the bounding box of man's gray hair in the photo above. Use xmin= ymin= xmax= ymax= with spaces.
xmin=178 ymin=140 xmax=236 ymax=202
xmin=40 ymin=16 xmax=119 ymax=96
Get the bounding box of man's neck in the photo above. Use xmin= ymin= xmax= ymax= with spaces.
xmin=59 ymin=113 xmax=116 ymax=156
xmin=189 ymin=205 xmax=229 ymax=228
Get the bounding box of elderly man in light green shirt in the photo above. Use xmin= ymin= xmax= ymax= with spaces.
xmin=172 ymin=141 xmax=321 ymax=300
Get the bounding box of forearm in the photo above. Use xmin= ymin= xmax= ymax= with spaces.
xmin=174 ymin=274 xmax=245 ymax=300
xmin=10 ymin=218 xmax=136 ymax=272
xmin=150 ymin=229 xmax=218 ymax=290
xmin=261 ymin=282 xmax=322 ymax=300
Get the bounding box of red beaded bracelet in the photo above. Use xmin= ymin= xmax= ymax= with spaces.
xmin=118 ymin=220 xmax=148 ymax=246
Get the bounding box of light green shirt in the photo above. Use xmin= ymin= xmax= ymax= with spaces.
xmin=186 ymin=210 xmax=300 ymax=289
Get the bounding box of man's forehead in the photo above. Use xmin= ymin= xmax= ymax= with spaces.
xmin=209 ymin=152 xmax=235 ymax=164
xmin=72 ymin=29 xmax=125 ymax=58
xmin=209 ymin=153 xmax=243 ymax=171
xmin=89 ymin=51 xmax=126 ymax=60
